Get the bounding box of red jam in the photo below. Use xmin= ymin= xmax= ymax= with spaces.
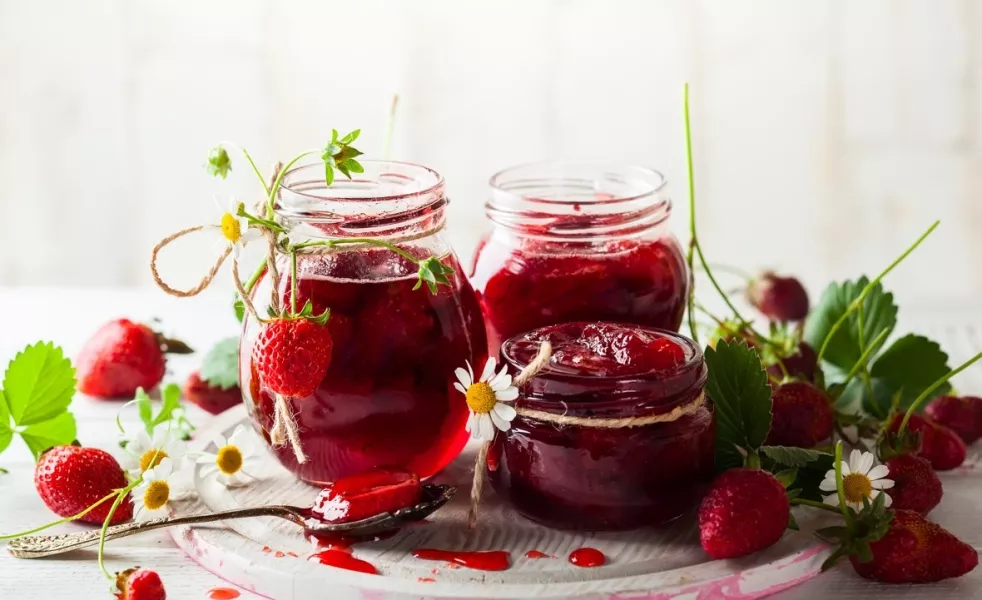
xmin=568 ymin=548 xmax=606 ymax=567
xmin=207 ymin=588 xmax=241 ymax=600
xmin=311 ymin=549 xmax=379 ymax=575
xmin=412 ymin=549 xmax=511 ymax=571
xmin=524 ymin=550 xmax=552 ymax=559
xmin=311 ymin=468 xmax=422 ymax=523
xmin=241 ymin=161 xmax=487 ymax=485
xmin=470 ymin=162 xmax=688 ymax=355
xmin=489 ymin=322 xmax=714 ymax=530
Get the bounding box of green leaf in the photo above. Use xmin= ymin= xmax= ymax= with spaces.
xmin=3 ymin=342 xmax=76 ymax=426
xmin=0 ymin=390 xmax=12 ymax=457
xmin=345 ymin=160 xmax=365 ymax=174
xmin=323 ymin=143 xmax=342 ymax=157
xmin=206 ymin=146 xmax=232 ymax=179
xmin=20 ymin=412 xmax=77 ymax=460
xmin=775 ymin=468 xmax=798 ymax=488
xmin=761 ymin=445 xmax=831 ymax=467
xmin=135 ymin=388 xmax=153 ymax=433
xmin=787 ymin=511 xmax=799 ymax=531
xmin=804 ymin=277 xmax=897 ymax=373
xmin=331 ymin=129 xmax=339 ymax=143
xmin=233 ymin=294 xmax=245 ymax=323
xmin=200 ymin=337 xmax=240 ymax=390
xmin=337 ymin=163 xmax=351 ymax=179
xmin=704 ymin=340 xmax=773 ymax=472
xmin=339 ymin=129 xmax=361 ymax=144
xmin=866 ymin=334 xmax=951 ymax=414
xmin=325 ymin=164 xmax=335 ymax=186
xmin=150 ymin=384 xmax=183 ymax=429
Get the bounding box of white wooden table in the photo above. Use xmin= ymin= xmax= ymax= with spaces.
xmin=0 ymin=288 xmax=979 ymax=599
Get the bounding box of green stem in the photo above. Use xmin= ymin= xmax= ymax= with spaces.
xmin=791 ymin=498 xmax=843 ymax=514
xmin=698 ymin=263 xmax=755 ymax=283
xmin=683 ymin=84 xmax=699 ymax=345
xmin=817 ymin=221 xmax=940 ymax=363
xmin=297 ymin=238 xmax=420 ymax=265
xmin=899 ymin=349 xmax=982 ymax=435
xmin=220 ymin=142 xmax=269 ymax=195
xmin=833 ymin=441 xmax=853 ymax=528
xmin=266 ymin=150 xmax=319 ymax=218
xmin=243 ymin=260 xmax=267 ymax=295
xmin=290 ymin=249 xmax=298 ymax=316
xmin=0 ymin=490 xmax=119 ymax=539
xmin=746 ymin=449 xmax=761 ymax=470
xmin=98 ymin=489 xmax=132 ymax=581
xmin=834 ymin=328 xmax=890 ymax=399
xmin=383 ymin=94 xmax=399 ymax=160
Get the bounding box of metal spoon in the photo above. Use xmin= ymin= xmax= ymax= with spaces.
xmin=7 ymin=483 xmax=455 ymax=559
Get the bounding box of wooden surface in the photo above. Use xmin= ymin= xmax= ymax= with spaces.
xmin=0 ymin=288 xmax=980 ymax=599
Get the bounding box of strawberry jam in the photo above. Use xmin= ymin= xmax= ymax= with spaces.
xmin=470 ymin=162 xmax=688 ymax=355
xmin=311 ymin=468 xmax=422 ymax=523
xmin=240 ymin=161 xmax=487 ymax=484
xmin=490 ymin=322 xmax=714 ymax=530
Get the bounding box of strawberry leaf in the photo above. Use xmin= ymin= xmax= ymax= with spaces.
xmin=206 ymin=146 xmax=232 ymax=179
xmin=704 ymin=340 xmax=773 ymax=472
xmin=20 ymin=412 xmax=77 ymax=460
xmin=0 ymin=390 xmax=12 ymax=456
xmin=134 ymin=387 xmax=154 ymax=433
xmin=761 ymin=445 xmax=831 ymax=467
xmin=200 ymin=337 xmax=240 ymax=390
xmin=3 ymin=342 xmax=76 ymax=426
xmin=150 ymin=384 xmax=184 ymax=429
xmin=866 ymin=334 xmax=951 ymax=414
xmin=804 ymin=277 xmax=897 ymax=374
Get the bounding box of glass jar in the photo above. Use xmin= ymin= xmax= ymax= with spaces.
xmin=470 ymin=161 xmax=689 ymax=356
xmin=240 ymin=160 xmax=488 ymax=485
xmin=488 ymin=322 xmax=713 ymax=531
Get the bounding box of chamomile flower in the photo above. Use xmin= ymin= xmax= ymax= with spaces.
xmin=821 ymin=449 xmax=894 ymax=511
xmin=211 ymin=196 xmax=262 ymax=257
xmin=454 ymin=357 xmax=519 ymax=442
xmin=123 ymin=428 xmax=187 ymax=476
xmin=133 ymin=457 xmax=177 ymax=521
xmin=195 ymin=425 xmax=261 ymax=487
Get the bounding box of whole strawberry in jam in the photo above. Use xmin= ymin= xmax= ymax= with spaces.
xmin=253 ymin=313 xmax=333 ymax=398
xmin=77 ymin=319 xmax=192 ymax=399
xmin=925 ymin=395 xmax=982 ymax=445
xmin=884 ymin=454 xmax=943 ymax=515
xmin=115 ymin=568 xmax=166 ymax=600
xmin=311 ymin=468 xmax=422 ymax=524
xmin=747 ymin=272 xmax=809 ymax=322
xmin=850 ymin=510 xmax=977 ymax=583
xmin=698 ymin=468 xmax=790 ymax=559
xmin=35 ymin=445 xmax=132 ymax=524
xmin=888 ymin=413 xmax=966 ymax=471
xmin=765 ymin=381 xmax=833 ymax=448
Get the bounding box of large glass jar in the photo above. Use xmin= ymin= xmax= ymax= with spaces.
xmin=240 ymin=161 xmax=487 ymax=485
xmin=470 ymin=162 xmax=689 ymax=356
xmin=488 ymin=322 xmax=714 ymax=531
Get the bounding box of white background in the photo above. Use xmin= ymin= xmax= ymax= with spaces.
xmin=1 ymin=0 xmax=981 ymax=308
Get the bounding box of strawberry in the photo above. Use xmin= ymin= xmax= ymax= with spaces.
xmin=888 ymin=413 xmax=966 ymax=471
xmin=77 ymin=319 xmax=192 ymax=399
xmin=884 ymin=454 xmax=942 ymax=515
xmin=182 ymin=371 xmax=240 ymax=415
xmin=766 ymin=342 xmax=818 ymax=383
xmin=747 ymin=272 xmax=809 ymax=322
xmin=311 ymin=468 xmax=422 ymax=523
xmin=925 ymin=395 xmax=982 ymax=445
xmin=253 ymin=316 xmax=333 ymax=398
xmin=115 ymin=568 xmax=166 ymax=600
xmin=850 ymin=510 xmax=977 ymax=583
xmin=34 ymin=446 xmax=132 ymax=524
xmin=698 ymin=468 xmax=790 ymax=559
xmin=765 ymin=381 xmax=834 ymax=448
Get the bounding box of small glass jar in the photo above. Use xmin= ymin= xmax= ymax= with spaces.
xmin=488 ymin=322 xmax=713 ymax=531
xmin=240 ymin=160 xmax=487 ymax=485
xmin=470 ymin=161 xmax=689 ymax=356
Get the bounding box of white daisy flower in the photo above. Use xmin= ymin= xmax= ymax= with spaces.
xmin=122 ymin=428 xmax=187 ymax=476
xmin=821 ymin=449 xmax=894 ymax=511
xmin=211 ymin=196 xmax=262 ymax=257
xmin=132 ymin=457 xmax=177 ymax=521
xmin=454 ymin=357 xmax=519 ymax=442
xmin=195 ymin=425 xmax=261 ymax=487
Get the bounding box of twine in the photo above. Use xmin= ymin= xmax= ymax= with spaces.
xmin=271 ymin=394 xmax=307 ymax=464
xmin=150 ymin=226 xmax=232 ymax=297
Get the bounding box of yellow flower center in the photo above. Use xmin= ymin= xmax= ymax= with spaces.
xmin=220 ymin=212 xmax=242 ymax=243
xmin=143 ymin=480 xmax=170 ymax=511
xmin=139 ymin=449 xmax=169 ymax=473
xmin=465 ymin=382 xmax=497 ymax=414
xmin=843 ymin=473 xmax=873 ymax=504
xmin=216 ymin=445 xmax=244 ymax=475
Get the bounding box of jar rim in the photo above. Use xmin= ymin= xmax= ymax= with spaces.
xmin=279 ymin=159 xmax=445 ymax=207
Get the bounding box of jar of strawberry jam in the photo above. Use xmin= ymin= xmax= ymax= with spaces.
xmin=240 ymin=160 xmax=487 ymax=485
xmin=488 ymin=322 xmax=714 ymax=530
xmin=470 ymin=162 xmax=688 ymax=355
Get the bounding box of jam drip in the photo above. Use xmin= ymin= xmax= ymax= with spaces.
xmin=311 ymin=548 xmax=379 ymax=575
xmin=207 ymin=588 xmax=241 ymax=600
xmin=568 ymin=548 xmax=606 ymax=567
xmin=524 ymin=550 xmax=552 ymax=559
xmin=412 ymin=549 xmax=511 ymax=571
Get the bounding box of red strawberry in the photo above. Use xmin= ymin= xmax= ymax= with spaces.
xmin=884 ymin=454 xmax=943 ymax=515
xmin=747 ymin=272 xmax=809 ymax=322
xmin=766 ymin=342 xmax=818 ymax=383
xmin=34 ymin=446 xmax=132 ymax=524
xmin=699 ymin=468 xmax=790 ymax=559
xmin=182 ymin=371 xmax=240 ymax=415
xmin=925 ymin=395 xmax=982 ymax=445
xmin=850 ymin=510 xmax=977 ymax=583
xmin=77 ymin=319 xmax=192 ymax=399
xmin=765 ymin=381 xmax=834 ymax=447
xmin=115 ymin=568 xmax=166 ymax=600
xmin=311 ymin=468 xmax=422 ymax=523
xmin=253 ymin=317 xmax=333 ymax=398
xmin=888 ymin=413 xmax=966 ymax=471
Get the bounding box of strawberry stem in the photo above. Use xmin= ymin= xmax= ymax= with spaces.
xmin=265 ymin=150 xmax=320 ymax=218
xmin=0 ymin=490 xmax=120 ymax=539
xmin=832 ymin=328 xmax=890 ymax=400
xmin=816 ymin=221 xmax=939 ymax=364
xmin=98 ymin=487 xmax=137 ymax=581
xmin=790 ymin=498 xmax=843 ymax=514
xmin=683 ymin=84 xmax=699 ymax=344
xmin=217 ymin=141 xmax=270 ymax=195
xmin=833 ymin=441 xmax=854 ymax=529
xmin=898 ymin=349 xmax=982 ymax=436
xmin=290 ymin=249 xmax=299 ymax=316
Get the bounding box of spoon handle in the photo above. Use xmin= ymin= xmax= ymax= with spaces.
xmin=6 ymin=506 xmax=304 ymax=559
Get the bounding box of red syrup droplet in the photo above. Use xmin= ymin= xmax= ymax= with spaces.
xmin=524 ymin=550 xmax=553 ymax=559
xmin=569 ymin=547 xmax=606 ymax=567
xmin=412 ymin=549 xmax=511 ymax=571
xmin=207 ymin=588 xmax=241 ymax=600
xmin=418 ymin=577 xmax=436 ymax=583
xmin=311 ymin=549 xmax=378 ymax=575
